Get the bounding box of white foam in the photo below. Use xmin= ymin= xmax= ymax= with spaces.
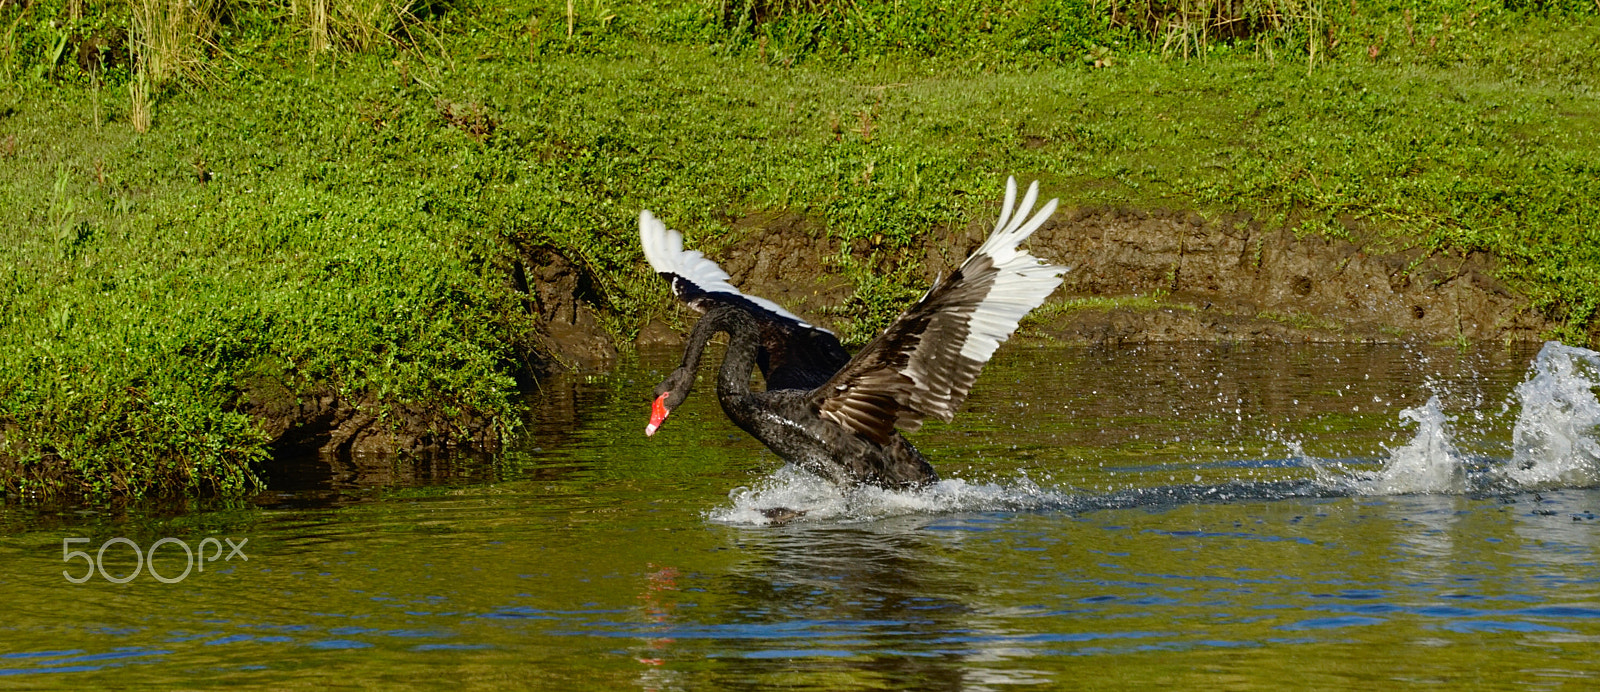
xmin=706 ymin=465 xmax=1073 ymax=526
xmin=1498 ymin=341 xmax=1600 ymax=489
xmin=1355 ymin=395 xmax=1468 ymax=495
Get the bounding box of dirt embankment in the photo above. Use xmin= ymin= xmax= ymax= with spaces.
xmin=1023 ymin=208 xmax=1548 ymax=345
xmin=241 ymin=382 xmax=501 ymax=458
xmin=625 ymin=206 xmax=1553 ymax=354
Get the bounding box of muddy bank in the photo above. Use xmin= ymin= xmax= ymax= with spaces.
xmin=626 ymin=206 xmax=1553 ymax=352
xmin=241 ymin=381 xmax=500 ymax=458
xmin=1024 ymin=208 xmax=1550 ymax=345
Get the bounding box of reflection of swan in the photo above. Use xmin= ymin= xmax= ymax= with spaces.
xmin=708 ymin=518 xmax=975 ymax=689
xmin=1385 ymin=494 xmax=1461 ymax=576
xmin=633 ymin=563 xmax=682 ymax=692
xmin=699 ymin=516 xmax=1064 ymax=687
xmin=726 ymin=516 xmax=966 ymax=603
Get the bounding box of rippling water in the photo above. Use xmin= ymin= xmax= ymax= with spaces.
xmin=3 ymin=342 xmax=1599 ymax=689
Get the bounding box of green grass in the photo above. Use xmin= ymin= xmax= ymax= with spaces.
xmin=2 ymin=0 xmax=1598 ymax=498
xmin=1257 ymin=310 xmax=1345 ymax=333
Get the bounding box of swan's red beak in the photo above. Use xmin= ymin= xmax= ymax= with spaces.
xmin=646 ymin=392 xmax=670 ymax=436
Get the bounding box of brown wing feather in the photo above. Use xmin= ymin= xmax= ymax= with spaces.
xmin=811 ymin=256 xmax=1001 ymax=445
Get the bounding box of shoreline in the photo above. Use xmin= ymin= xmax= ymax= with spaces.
xmin=4 ymin=1 xmax=1595 ymax=498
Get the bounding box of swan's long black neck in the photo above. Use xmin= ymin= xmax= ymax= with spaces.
xmin=672 ymin=306 xmax=761 ymax=401
xmin=712 ymin=311 xmax=761 ymax=398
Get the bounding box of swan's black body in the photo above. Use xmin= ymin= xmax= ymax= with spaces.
xmin=658 ymin=305 xmax=936 ymax=489
xmin=641 ymin=178 xmax=1067 ymax=490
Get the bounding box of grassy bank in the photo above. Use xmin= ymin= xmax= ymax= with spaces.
xmin=2 ymin=0 xmax=1597 ymax=498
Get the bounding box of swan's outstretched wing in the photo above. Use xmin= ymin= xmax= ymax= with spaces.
xmin=808 ymin=178 xmax=1067 ymax=445
xmin=640 ymin=211 xmax=850 ymax=390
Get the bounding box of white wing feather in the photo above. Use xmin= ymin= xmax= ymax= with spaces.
xmin=639 ymin=210 xmax=819 ymax=330
xmin=949 ymin=177 xmax=1065 ymax=363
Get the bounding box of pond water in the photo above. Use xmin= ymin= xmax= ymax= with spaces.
xmin=3 ymin=341 xmax=1600 ymax=689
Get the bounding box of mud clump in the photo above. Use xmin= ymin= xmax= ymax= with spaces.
xmin=240 ymin=376 xmax=498 ymax=459
xmin=513 ymin=245 xmax=617 ymax=370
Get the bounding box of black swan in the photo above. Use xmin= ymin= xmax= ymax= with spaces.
xmin=641 ymin=177 xmax=1067 ymax=490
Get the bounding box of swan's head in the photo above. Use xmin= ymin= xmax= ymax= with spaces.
xmin=645 ymin=366 xmax=695 ymax=436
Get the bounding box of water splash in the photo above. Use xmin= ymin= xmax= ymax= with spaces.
xmin=707 ymin=465 xmax=1340 ymax=526
xmin=1499 ymin=341 xmax=1600 ymax=489
xmin=1327 ymin=341 xmax=1600 ymax=496
xmin=1354 ymin=396 xmax=1468 ymax=495
xmin=713 ymin=341 xmax=1600 ymax=522
xmin=708 ymin=465 xmax=1075 ymax=525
